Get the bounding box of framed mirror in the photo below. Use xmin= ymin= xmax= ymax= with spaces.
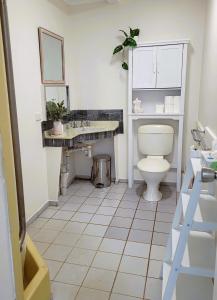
xmin=44 ymin=85 xmax=70 ymax=114
xmin=38 ymin=27 xmax=65 ymax=84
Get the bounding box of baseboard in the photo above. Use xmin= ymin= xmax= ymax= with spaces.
xmin=27 ymin=200 xmax=59 ymax=225
xmin=26 ymin=201 xmax=50 ymax=225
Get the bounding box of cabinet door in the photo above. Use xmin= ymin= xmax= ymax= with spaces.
xmin=132 ymin=47 xmax=157 ymax=89
xmin=156 ymin=44 xmax=183 ymax=88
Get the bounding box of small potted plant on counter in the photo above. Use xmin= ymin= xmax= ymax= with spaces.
xmin=46 ymin=100 xmax=67 ymax=135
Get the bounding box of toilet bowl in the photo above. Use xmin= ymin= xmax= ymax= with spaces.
xmin=137 ymin=156 xmax=170 ymax=201
xmin=137 ymin=124 xmax=174 ymax=202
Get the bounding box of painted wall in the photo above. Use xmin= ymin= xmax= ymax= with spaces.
xmin=7 ymin=0 xmax=69 ymax=219
xmin=198 ymin=0 xmax=217 ymax=136
xmin=67 ymin=0 xmax=207 ymax=179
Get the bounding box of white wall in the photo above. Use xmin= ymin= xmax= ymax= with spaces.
xmin=198 ymin=0 xmax=217 ymax=136
xmin=7 ymin=0 xmax=69 ymax=219
xmin=67 ymin=0 xmax=207 ymax=179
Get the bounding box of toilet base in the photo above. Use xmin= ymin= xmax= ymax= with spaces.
xmin=143 ymin=185 xmax=162 ymax=202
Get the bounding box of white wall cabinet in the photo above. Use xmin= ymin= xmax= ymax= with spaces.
xmin=128 ymin=40 xmax=189 ymax=192
xmin=132 ymin=44 xmax=183 ymax=89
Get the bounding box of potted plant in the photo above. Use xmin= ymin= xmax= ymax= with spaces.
xmin=46 ymin=100 xmax=67 ymax=135
xmin=113 ymin=27 xmax=140 ymax=70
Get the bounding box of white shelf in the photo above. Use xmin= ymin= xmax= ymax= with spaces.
xmin=163 ymin=264 xmax=213 ymax=300
xmin=128 ymin=113 xmax=183 ymax=120
xmin=169 ymin=228 xmax=216 ymax=276
xmin=182 ymin=193 xmax=217 ymax=230
xmin=132 ymin=87 xmax=181 ymax=91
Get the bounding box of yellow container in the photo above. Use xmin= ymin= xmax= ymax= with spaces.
xmin=23 ymin=235 xmax=51 ymax=300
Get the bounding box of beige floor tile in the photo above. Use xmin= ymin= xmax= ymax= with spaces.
xmin=110 ymin=294 xmax=142 ymax=300
xmin=53 ymin=232 xmax=80 ymax=247
xmin=148 ymin=259 xmax=162 ymax=278
xmin=124 ymin=242 xmax=150 ymax=258
xmin=135 ymin=210 xmax=155 ymax=221
xmin=110 ymin=216 xmax=133 ymax=228
xmin=92 ymin=251 xmax=121 ymax=271
xmin=128 ymin=229 xmax=152 ymax=244
xmin=76 ymin=235 xmax=102 ymax=250
xmin=156 ymin=212 xmax=174 ymax=223
xmin=43 ymin=244 xmax=72 ymax=262
xmin=52 ymin=282 xmax=79 ymax=300
xmin=132 ymin=219 xmax=154 ymax=231
xmin=150 ymin=245 xmax=166 ymax=261
xmin=30 ymin=218 xmax=48 ymax=229
xmin=55 ymin=263 xmax=88 ymax=285
xmin=115 ymin=208 xmax=135 ymax=218
xmin=27 ymin=226 xmax=40 ymax=238
xmin=45 ymin=259 xmax=62 ymax=280
xmin=137 ymin=202 xmax=157 ymax=212
xmin=105 ymin=227 xmax=129 ymax=241
xmin=43 ymin=219 xmax=68 ymax=231
xmin=106 ymin=192 xmax=124 ymax=200
xmin=79 ymin=205 xmax=99 ymax=214
xmin=34 ymin=241 xmax=50 ymax=254
xmin=101 ymin=199 xmax=120 ymax=208
xmin=119 ymin=201 xmax=138 ymax=209
xmin=90 ymin=214 xmax=113 ymax=225
xmin=83 ymin=224 xmax=108 ymax=237
xmin=33 ymin=229 xmax=59 ymax=243
xmin=119 ymin=255 xmax=148 ymax=276
xmin=145 ymin=277 xmax=162 ymax=300
xmin=152 ymin=232 xmax=169 ymax=246
xmin=76 ymin=287 xmax=109 ymax=300
xmin=61 ymin=203 xmax=81 ymax=211
xmin=99 ymin=238 xmax=126 ymax=254
xmin=122 ymin=194 xmax=140 ymax=202
xmin=113 ymin=272 xmax=146 ymax=298
xmin=84 ymin=197 xmax=103 ymax=206
xmin=40 ymin=208 xmax=57 ymax=218
xmin=71 ymin=212 xmax=93 ymax=223
xmin=154 ymin=221 xmax=172 ymax=234
xmin=52 ymin=210 xmax=75 ymax=221
xmin=63 ymin=222 xmax=87 ymax=234
xmin=83 ymin=267 xmax=116 ymax=291
xmin=89 ymin=190 xmax=108 ymax=198
xmin=97 ymin=206 xmax=117 ymax=216
xmin=66 ymin=247 xmax=96 ymax=266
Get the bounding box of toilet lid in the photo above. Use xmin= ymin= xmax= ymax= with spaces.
xmin=137 ymin=157 xmax=170 ymax=173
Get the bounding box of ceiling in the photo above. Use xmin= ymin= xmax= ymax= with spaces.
xmin=49 ymin=0 xmax=120 ymax=14
xmin=64 ymin=0 xmax=119 ymax=5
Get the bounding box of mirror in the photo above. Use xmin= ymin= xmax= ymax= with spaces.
xmin=38 ymin=27 xmax=65 ymax=84
xmin=44 ymin=85 xmax=70 ymax=114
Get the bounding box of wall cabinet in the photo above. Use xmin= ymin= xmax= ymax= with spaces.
xmin=132 ymin=44 xmax=183 ymax=89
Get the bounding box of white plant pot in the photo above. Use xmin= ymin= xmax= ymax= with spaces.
xmin=53 ymin=120 xmax=63 ymax=135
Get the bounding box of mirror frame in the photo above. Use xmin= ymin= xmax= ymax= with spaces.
xmin=38 ymin=27 xmax=65 ymax=84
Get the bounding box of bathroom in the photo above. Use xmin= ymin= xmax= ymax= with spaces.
xmin=1 ymin=0 xmax=217 ymax=299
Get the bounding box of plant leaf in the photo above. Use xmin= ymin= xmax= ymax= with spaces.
xmin=123 ymin=37 xmax=137 ymax=47
xmin=119 ymin=29 xmax=128 ymax=37
xmin=130 ymin=28 xmax=140 ymax=38
xmin=122 ymin=62 xmax=128 ymax=70
xmin=113 ymin=44 xmax=123 ymax=55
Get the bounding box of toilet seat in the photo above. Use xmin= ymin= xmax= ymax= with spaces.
xmin=137 ymin=157 xmax=170 ymax=173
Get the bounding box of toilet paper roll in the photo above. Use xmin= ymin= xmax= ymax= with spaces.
xmin=164 ymin=96 xmax=174 ymax=114
xmin=173 ymin=96 xmax=180 ymax=114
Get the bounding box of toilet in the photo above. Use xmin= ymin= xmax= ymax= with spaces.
xmin=137 ymin=124 xmax=174 ymax=202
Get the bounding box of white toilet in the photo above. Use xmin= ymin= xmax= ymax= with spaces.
xmin=137 ymin=124 xmax=174 ymax=202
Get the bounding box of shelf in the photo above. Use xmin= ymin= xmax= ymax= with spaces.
xmin=128 ymin=113 xmax=183 ymax=120
xmin=181 ymin=193 xmax=217 ymax=230
xmin=163 ymin=264 xmax=213 ymax=300
xmin=168 ymin=228 xmax=216 ymax=277
xmin=132 ymin=87 xmax=181 ymax=91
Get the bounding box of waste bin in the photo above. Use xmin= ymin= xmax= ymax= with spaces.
xmin=91 ymin=154 xmax=111 ymax=188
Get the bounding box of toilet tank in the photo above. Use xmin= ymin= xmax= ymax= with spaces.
xmin=138 ymin=125 xmax=174 ymax=156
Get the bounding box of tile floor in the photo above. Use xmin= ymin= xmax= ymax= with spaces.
xmin=28 ymin=181 xmax=177 ymax=300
